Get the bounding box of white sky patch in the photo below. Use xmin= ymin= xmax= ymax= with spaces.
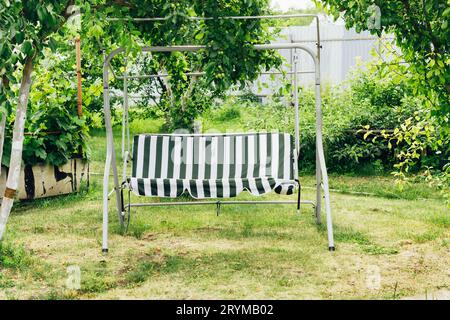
xmin=270 ymin=0 xmax=315 ymax=11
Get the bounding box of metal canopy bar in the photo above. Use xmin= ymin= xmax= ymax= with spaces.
xmin=102 ymin=14 xmax=334 ymax=253
xmin=106 ymin=13 xmax=321 ymax=79
xmin=107 ymin=13 xmax=320 ymax=22
xmin=104 ymin=43 xmax=319 ymax=69
xmin=116 ymin=70 xmax=316 ymax=80
xmin=105 ymin=43 xmax=316 ymax=55
xmin=105 ymin=44 xmax=319 ymax=82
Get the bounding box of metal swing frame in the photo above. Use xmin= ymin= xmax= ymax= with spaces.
xmin=102 ymin=14 xmax=335 ymax=252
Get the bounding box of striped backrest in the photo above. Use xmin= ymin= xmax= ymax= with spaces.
xmin=132 ymin=133 xmax=295 ymax=181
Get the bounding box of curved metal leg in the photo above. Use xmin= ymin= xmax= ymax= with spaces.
xmin=102 ymin=148 xmax=111 ymax=253
xmin=102 ymin=60 xmax=124 ymax=253
xmin=314 ymin=83 xmax=335 ymax=251
xmin=315 ymin=151 xmax=322 ymax=224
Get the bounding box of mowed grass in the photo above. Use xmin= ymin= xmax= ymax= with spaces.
xmin=0 ymin=116 xmax=449 ymax=300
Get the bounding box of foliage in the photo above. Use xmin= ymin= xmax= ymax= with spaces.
xmin=316 ymin=0 xmax=449 ymax=122
xmin=0 ymin=1 xmax=94 ymax=167
xmin=0 ymin=0 xmax=87 ymax=169
xmin=268 ymin=8 xmax=321 ymax=27
xmin=0 ymin=242 xmax=30 ymax=270
xmin=242 ymin=64 xmax=444 ymax=173
xmin=1 ymin=0 xmax=281 ymax=167
xmin=0 ymin=0 xmax=75 ymax=114
xmin=363 ymin=110 xmax=449 ymax=202
xmin=314 ymin=0 xmax=449 ymax=200
xmin=2 ymin=47 xmax=90 ymax=167
xmin=81 ymin=0 xmax=282 ymax=131
xmin=358 ymin=44 xmax=449 ymax=200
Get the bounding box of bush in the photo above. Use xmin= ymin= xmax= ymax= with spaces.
xmin=2 ymin=48 xmax=90 ymax=167
xmin=0 ymin=242 xmax=30 ymax=270
xmin=241 ymin=67 xmax=443 ymax=173
xmin=214 ymin=103 xmax=242 ymax=122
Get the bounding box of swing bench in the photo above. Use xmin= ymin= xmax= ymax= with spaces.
xmin=121 ymin=132 xmax=302 ymax=240
xmin=129 ymin=132 xmax=297 ymax=199
xmin=102 ymin=15 xmax=335 ymax=253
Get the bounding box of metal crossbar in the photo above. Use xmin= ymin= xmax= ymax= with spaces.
xmin=114 ymin=70 xmax=316 ymax=80
xmin=128 ymin=200 xmax=315 ymax=208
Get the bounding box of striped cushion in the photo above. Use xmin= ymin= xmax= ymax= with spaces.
xmin=129 ymin=133 xmax=297 ymax=199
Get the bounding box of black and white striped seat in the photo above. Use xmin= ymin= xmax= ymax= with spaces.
xmin=129 ymin=133 xmax=297 ymax=199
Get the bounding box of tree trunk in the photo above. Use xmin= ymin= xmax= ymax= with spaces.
xmin=0 ymin=76 xmax=10 ymax=175
xmin=0 ymin=56 xmax=34 ymax=240
xmin=0 ymin=112 xmax=6 ymax=176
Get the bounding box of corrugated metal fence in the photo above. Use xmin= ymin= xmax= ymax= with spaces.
xmin=251 ymin=16 xmax=393 ymax=95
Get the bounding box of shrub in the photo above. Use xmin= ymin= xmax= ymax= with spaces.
xmin=215 ymin=103 xmax=242 ymax=122
xmin=0 ymin=242 xmax=30 ymax=270
xmin=2 ymin=48 xmax=90 ymax=167
xmin=242 ymin=66 xmax=444 ymax=173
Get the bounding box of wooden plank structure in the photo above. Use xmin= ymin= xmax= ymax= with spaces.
xmin=0 ymin=158 xmax=89 ymax=200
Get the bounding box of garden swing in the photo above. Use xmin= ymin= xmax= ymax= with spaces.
xmin=101 ymin=14 xmax=335 ymax=252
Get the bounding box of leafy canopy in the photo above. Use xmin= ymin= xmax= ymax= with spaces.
xmin=316 ymin=0 xmax=449 ymax=124
xmin=0 ymin=0 xmax=75 ymax=115
xmin=0 ymin=0 xmax=282 ymax=167
xmin=81 ymin=0 xmax=282 ymax=130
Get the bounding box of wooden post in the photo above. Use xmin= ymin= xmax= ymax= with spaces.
xmin=75 ymin=37 xmax=82 ymax=117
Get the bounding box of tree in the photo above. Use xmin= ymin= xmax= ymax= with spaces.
xmin=316 ymin=0 xmax=449 ymax=197
xmin=80 ymin=0 xmax=281 ymax=131
xmin=0 ymin=0 xmax=77 ymax=240
xmin=316 ymin=0 xmax=449 ymax=123
xmin=0 ymin=0 xmax=281 ymax=239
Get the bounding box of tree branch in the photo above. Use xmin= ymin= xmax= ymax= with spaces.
xmin=1 ymin=76 xmax=9 ymax=89
xmin=62 ymin=0 xmax=76 ymax=20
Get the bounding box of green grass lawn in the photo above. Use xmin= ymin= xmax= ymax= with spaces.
xmin=0 ymin=117 xmax=448 ymax=300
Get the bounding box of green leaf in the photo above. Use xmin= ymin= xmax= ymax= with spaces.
xmin=35 ymin=148 xmax=47 ymax=160
xmin=48 ymin=38 xmax=58 ymax=52
xmin=15 ymin=32 xmax=25 ymax=44
xmin=37 ymin=6 xmax=46 ymax=22
xmin=21 ymin=40 xmax=33 ymax=55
